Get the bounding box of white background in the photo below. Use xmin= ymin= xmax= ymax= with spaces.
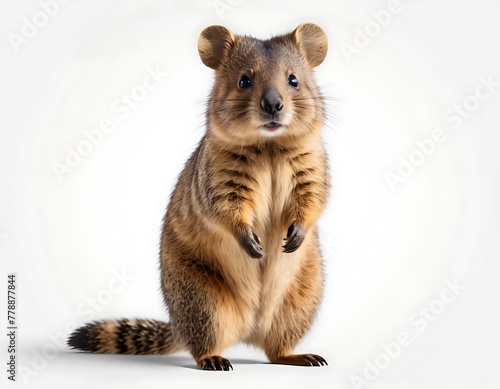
xmin=1 ymin=0 xmax=499 ymax=388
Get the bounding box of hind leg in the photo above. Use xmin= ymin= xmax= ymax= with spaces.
xmin=263 ymin=249 xmax=327 ymax=367
xmin=174 ymin=297 xmax=234 ymax=372
xmin=162 ymin=258 xmax=244 ymax=371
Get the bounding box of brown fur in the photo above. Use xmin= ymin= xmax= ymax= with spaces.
xmin=68 ymin=23 xmax=330 ymax=371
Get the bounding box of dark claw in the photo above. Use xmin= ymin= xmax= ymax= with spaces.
xmin=314 ymin=354 xmax=327 ymax=366
xmin=317 ymin=355 xmax=328 ymax=366
xmin=214 ymin=358 xmax=222 ymax=370
xmin=301 ymin=354 xmax=327 ymax=367
xmin=200 ymin=358 xmax=213 ymax=370
xmin=239 ymin=227 xmax=264 ymax=259
xmin=305 ymin=355 xmax=320 ymax=366
xmin=283 ymin=222 xmax=305 ymax=253
xmin=223 ymin=359 xmax=233 ymax=371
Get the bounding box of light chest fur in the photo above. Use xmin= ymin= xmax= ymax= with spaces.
xmin=187 ymin=135 xmax=327 ymax=349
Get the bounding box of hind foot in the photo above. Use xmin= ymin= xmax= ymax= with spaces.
xmin=199 ymin=355 xmax=233 ymax=371
xmin=270 ymin=353 xmax=327 ymax=367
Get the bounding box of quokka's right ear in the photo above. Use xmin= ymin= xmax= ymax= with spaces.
xmin=198 ymin=25 xmax=235 ymax=70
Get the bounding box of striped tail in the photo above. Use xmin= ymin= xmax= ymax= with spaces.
xmin=67 ymin=319 xmax=182 ymax=355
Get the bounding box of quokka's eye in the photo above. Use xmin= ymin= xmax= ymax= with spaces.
xmin=288 ymin=74 xmax=299 ymax=88
xmin=238 ymin=75 xmax=252 ymax=89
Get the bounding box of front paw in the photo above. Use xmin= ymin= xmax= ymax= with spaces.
xmin=238 ymin=227 xmax=264 ymax=259
xmin=283 ymin=222 xmax=305 ymax=253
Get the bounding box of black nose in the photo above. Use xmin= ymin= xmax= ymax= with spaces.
xmin=260 ymin=87 xmax=283 ymax=114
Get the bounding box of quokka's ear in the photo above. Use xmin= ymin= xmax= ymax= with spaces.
xmin=198 ymin=25 xmax=235 ymax=70
xmin=292 ymin=23 xmax=328 ymax=68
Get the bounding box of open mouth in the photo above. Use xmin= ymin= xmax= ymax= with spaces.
xmin=263 ymin=122 xmax=282 ymax=132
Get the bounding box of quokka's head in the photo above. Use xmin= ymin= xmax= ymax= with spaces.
xmin=198 ymin=23 xmax=328 ymax=145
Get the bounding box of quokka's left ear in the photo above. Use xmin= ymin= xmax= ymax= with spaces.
xmin=292 ymin=23 xmax=328 ymax=68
